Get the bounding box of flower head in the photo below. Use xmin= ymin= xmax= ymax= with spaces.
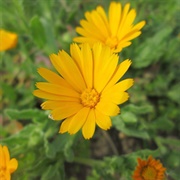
xmin=0 ymin=29 xmax=18 ymax=52
xmin=0 ymin=145 xmax=18 ymax=180
xmin=33 ymin=43 xmax=133 ymax=139
xmin=73 ymin=1 xmax=145 ymax=53
xmin=132 ymin=155 xmax=166 ymax=180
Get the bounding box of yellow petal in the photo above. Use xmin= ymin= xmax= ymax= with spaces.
xmin=0 ymin=145 xmax=6 ymax=167
xmin=81 ymin=43 xmax=93 ymax=88
xmin=76 ymin=27 xmax=92 ymax=37
xmin=92 ymin=42 xmax=102 ymax=63
xmin=51 ymin=103 xmax=83 ymax=120
xmin=93 ymin=45 xmax=118 ymax=92
xmin=33 ymin=90 xmax=78 ymax=100
xmin=50 ymin=52 xmax=86 ymax=92
xmin=35 ymin=82 xmax=79 ymax=98
xmin=8 ymin=158 xmax=18 ymax=173
xmin=101 ymin=91 xmax=129 ymax=104
xmin=90 ymin=10 xmax=109 ymax=37
xmin=121 ymin=31 xmax=141 ymax=43
xmin=4 ymin=172 xmax=10 ymax=180
xmin=116 ymin=3 xmax=130 ymax=38
xmin=70 ymin=43 xmax=93 ymax=88
xmin=70 ymin=43 xmax=83 ymax=71
xmin=109 ymin=2 xmax=122 ymax=36
xmin=96 ymin=100 xmax=120 ymax=116
xmin=111 ymin=79 xmax=134 ymax=92
xmin=59 ymin=117 xmax=73 ymax=133
xmin=82 ymin=109 xmax=96 ymax=139
xmin=120 ymin=21 xmax=145 ymax=43
xmin=41 ymin=100 xmax=80 ymax=110
xmin=0 ymin=29 xmax=18 ymax=51
xmin=79 ymin=18 xmax=104 ymax=41
xmin=96 ymin=6 xmax=109 ymax=31
xmin=37 ymin=68 xmax=71 ymax=88
xmin=3 ymin=145 xmax=10 ymax=163
xmin=132 ymin=20 xmax=146 ymax=31
xmin=68 ymin=107 xmax=90 ymax=134
xmin=116 ymin=41 xmax=132 ymax=50
xmin=105 ymin=59 xmax=132 ymax=89
xmin=95 ymin=109 xmax=112 ymax=130
xmin=117 ymin=9 xmax=136 ymax=40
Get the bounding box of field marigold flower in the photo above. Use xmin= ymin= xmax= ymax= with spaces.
xmin=132 ymin=155 xmax=166 ymax=180
xmin=73 ymin=1 xmax=145 ymax=53
xmin=33 ymin=43 xmax=133 ymax=139
xmin=0 ymin=29 xmax=18 ymax=52
xmin=0 ymin=145 xmax=18 ymax=180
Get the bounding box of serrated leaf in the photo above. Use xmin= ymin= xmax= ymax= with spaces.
xmin=112 ymin=116 xmax=150 ymax=139
xmin=2 ymin=124 xmax=37 ymax=146
xmin=44 ymin=133 xmax=75 ymax=160
xmin=5 ymin=109 xmax=45 ymax=121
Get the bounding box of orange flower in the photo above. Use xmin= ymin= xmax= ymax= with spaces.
xmin=132 ymin=155 xmax=166 ymax=180
xmin=0 ymin=29 xmax=18 ymax=52
xmin=0 ymin=145 xmax=18 ymax=180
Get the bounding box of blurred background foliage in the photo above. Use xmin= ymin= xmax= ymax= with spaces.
xmin=0 ymin=0 xmax=180 ymax=179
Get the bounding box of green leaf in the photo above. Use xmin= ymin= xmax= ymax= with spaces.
xmin=112 ymin=116 xmax=150 ymax=139
xmin=41 ymin=19 xmax=58 ymax=53
xmin=44 ymin=133 xmax=75 ymax=161
xmin=41 ymin=163 xmax=64 ymax=180
xmin=167 ymin=84 xmax=180 ymax=103
xmin=133 ymin=26 xmax=173 ymax=68
xmin=1 ymin=82 xmax=17 ymax=103
xmin=150 ymin=117 xmax=174 ymax=131
xmin=123 ymin=104 xmax=154 ymax=115
xmin=30 ymin=15 xmax=46 ymax=48
xmin=121 ymin=112 xmax=137 ymax=124
xmin=5 ymin=108 xmax=46 ymax=121
xmin=155 ymin=137 xmax=180 ymax=147
xmin=28 ymin=128 xmax=43 ymax=147
xmin=2 ymin=124 xmax=37 ymax=147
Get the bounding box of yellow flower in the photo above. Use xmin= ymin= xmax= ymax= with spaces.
xmin=0 ymin=29 xmax=18 ymax=52
xmin=132 ymin=155 xmax=166 ymax=180
xmin=73 ymin=1 xmax=145 ymax=53
xmin=33 ymin=43 xmax=133 ymax=139
xmin=0 ymin=145 xmax=18 ymax=180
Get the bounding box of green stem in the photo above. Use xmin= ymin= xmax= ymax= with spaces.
xmin=101 ymin=130 xmax=119 ymax=155
xmin=74 ymin=157 xmax=103 ymax=167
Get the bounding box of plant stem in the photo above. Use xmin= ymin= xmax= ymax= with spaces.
xmin=101 ymin=130 xmax=119 ymax=155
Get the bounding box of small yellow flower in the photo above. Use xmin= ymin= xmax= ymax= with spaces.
xmin=73 ymin=1 xmax=145 ymax=53
xmin=132 ymin=155 xmax=166 ymax=180
xmin=0 ymin=145 xmax=18 ymax=180
xmin=0 ymin=29 xmax=18 ymax=52
xmin=33 ymin=43 xmax=133 ymax=139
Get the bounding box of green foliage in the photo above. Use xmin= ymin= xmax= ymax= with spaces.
xmin=30 ymin=16 xmax=47 ymax=49
xmin=1 ymin=0 xmax=179 ymax=179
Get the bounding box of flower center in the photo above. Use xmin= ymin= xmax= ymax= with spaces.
xmin=141 ymin=166 xmax=157 ymax=180
xmin=80 ymin=88 xmax=100 ymax=108
xmin=105 ymin=36 xmax=118 ymax=49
